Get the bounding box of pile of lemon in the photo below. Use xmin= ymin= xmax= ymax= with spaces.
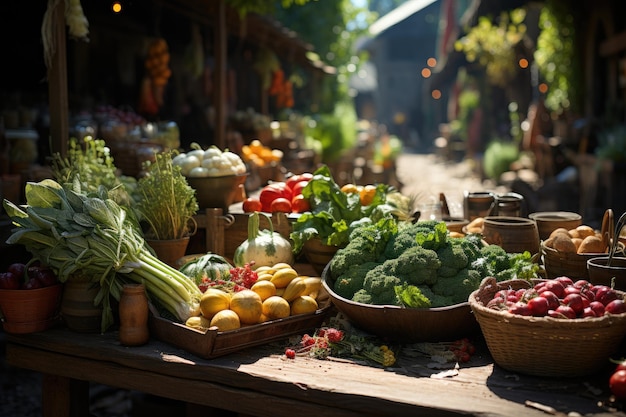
xmin=185 ymin=263 xmax=322 ymax=332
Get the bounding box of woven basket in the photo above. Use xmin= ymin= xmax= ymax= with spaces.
xmin=541 ymin=208 xmax=616 ymax=280
xmin=541 ymin=245 xmax=606 ymax=280
xmin=469 ymin=277 xmax=626 ymax=377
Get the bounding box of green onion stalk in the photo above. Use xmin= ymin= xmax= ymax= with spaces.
xmin=3 ymin=178 xmax=201 ymax=332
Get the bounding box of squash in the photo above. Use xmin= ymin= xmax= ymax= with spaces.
xmin=233 ymin=212 xmax=294 ymax=269
xmin=179 ymin=253 xmax=233 ymax=285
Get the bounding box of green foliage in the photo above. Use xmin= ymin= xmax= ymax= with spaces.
xmin=535 ymin=0 xmax=581 ymax=114
xmin=455 ymin=9 xmax=527 ymax=87
xmin=482 ymin=139 xmax=519 ymax=181
xmin=395 ymin=283 xmax=431 ymax=308
xmin=51 ymin=136 xmax=133 ymax=206
xmin=135 ymin=151 xmax=199 ymax=240
xmin=304 ymin=100 xmax=357 ymax=162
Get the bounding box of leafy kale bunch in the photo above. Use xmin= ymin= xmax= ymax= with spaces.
xmin=329 ymin=218 xmax=540 ymax=308
xmin=289 ymin=164 xmax=408 ymax=253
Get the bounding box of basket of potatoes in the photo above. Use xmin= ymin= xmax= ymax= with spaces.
xmin=541 ymin=209 xmax=620 ymax=279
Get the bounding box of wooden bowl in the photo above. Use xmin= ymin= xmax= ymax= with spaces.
xmin=187 ymin=173 xmax=248 ymax=212
xmin=528 ymin=211 xmax=582 ymax=241
xmin=321 ymin=265 xmax=479 ymax=343
xmin=482 ymin=216 xmax=540 ymax=254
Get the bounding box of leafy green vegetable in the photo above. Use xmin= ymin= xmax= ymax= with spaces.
xmin=3 ymin=179 xmax=202 ymax=332
xmin=395 ymin=284 xmax=431 ymax=308
xmin=290 ymin=164 xmax=404 ymax=253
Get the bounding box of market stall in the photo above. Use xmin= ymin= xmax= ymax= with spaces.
xmin=5 ymin=326 xmax=624 ymax=417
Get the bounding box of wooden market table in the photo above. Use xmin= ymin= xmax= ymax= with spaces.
xmin=5 ymin=325 xmax=625 ymax=417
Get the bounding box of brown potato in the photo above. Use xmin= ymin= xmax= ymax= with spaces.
xmin=552 ymin=234 xmax=577 ymax=253
xmin=568 ymin=229 xmax=580 ymax=239
xmin=449 ymin=231 xmax=465 ymax=239
xmin=577 ymin=235 xmax=605 ymax=254
xmin=549 ymin=228 xmax=571 ymax=239
xmin=576 ymin=225 xmax=596 ymax=239
xmin=543 ymin=237 xmax=554 ymax=248
xmin=571 ymin=237 xmax=583 ymax=251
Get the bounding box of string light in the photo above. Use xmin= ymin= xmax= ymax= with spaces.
xmin=112 ymin=1 xmax=122 ymax=13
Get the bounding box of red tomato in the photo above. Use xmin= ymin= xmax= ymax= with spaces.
xmin=610 ymin=369 xmax=626 ymax=399
xmin=507 ymin=302 xmax=531 ymax=316
xmin=554 ymin=276 xmax=574 ymax=287
xmin=563 ymin=293 xmax=584 ymax=315
xmin=270 ymin=197 xmax=292 ymax=213
xmin=527 ymin=296 xmax=549 ymax=317
xmin=285 ymin=173 xmax=313 ymax=191
xmin=242 ymin=197 xmax=262 ymax=213
xmin=259 ymin=182 xmax=292 ymax=212
xmin=291 ymin=194 xmax=311 ymax=213
xmin=596 ymin=286 xmax=618 ymax=306
xmin=291 ymin=180 xmax=310 ymax=197
xmin=538 ymin=290 xmax=560 ymax=310
xmin=543 ymin=280 xmax=565 ymax=298
xmin=553 ymin=304 xmax=577 ymax=319
xmin=589 ymin=300 xmax=605 ymax=316
xmin=605 ymin=299 xmax=626 ymax=315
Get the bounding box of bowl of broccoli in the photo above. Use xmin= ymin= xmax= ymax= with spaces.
xmin=321 ymin=217 xmax=541 ymax=343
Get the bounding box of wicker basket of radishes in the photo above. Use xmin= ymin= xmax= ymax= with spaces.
xmin=469 ymin=276 xmax=626 ymax=377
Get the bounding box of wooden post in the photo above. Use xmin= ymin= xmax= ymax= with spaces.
xmin=47 ymin=0 xmax=70 ymax=158
xmin=213 ymin=0 xmax=227 ymax=150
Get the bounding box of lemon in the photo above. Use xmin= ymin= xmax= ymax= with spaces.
xmin=262 ymin=296 xmax=291 ymax=320
xmin=251 ymin=280 xmax=277 ymax=301
xmin=209 ymin=309 xmax=241 ymax=331
xmin=229 ymin=289 xmax=263 ymax=325
xmin=199 ymin=288 xmax=231 ymax=319
xmin=290 ymin=295 xmax=319 ymax=315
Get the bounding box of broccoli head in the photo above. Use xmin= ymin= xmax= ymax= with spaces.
xmin=391 ymin=245 xmax=441 ymax=285
xmin=332 ymin=261 xmax=380 ymax=300
xmin=417 ymin=285 xmax=454 ymax=308
xmin=352 ymin=288 xmax=373 ymax=304
xmin=362 ymin=264 xmax=403 ymax=305
xmin=382 ymin=221 xmax=421 ymax=259
xmin=330 ymin=221 xmax=394 ymax=277
xmin=471 ymin=244 xmax=510 ymax=277
xmin=437 ymin=243 xmax=469 ymax=271
xmin=431 ymin=268 xmax=482 ymax=304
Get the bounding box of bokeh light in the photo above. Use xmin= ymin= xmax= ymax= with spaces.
xmin=431 ymin=90 xmax=441 ymax=99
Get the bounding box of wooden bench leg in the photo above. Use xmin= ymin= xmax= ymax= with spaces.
xmin=42 ymin=374 xmax=89 ymax=417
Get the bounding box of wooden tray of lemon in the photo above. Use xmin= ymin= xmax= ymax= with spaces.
xmin=149 ymin=290 xmax=332 ymax=359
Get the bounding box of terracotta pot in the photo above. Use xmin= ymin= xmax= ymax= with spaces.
xmin=60 ymin=279 xmax=103 ymax=333
xmin=118 ymin=283 xmax=150 ymax=346
xmin=0 ymin=284 xmax=62 ymax=334
xmin=482 ymin=216 xmax=540 ymax=254
xmin=146 ymin=236 xmax=190 ymax=268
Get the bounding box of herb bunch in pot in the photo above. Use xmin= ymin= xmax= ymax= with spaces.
xmin=135 ymin=150 xmax=199 ymax=267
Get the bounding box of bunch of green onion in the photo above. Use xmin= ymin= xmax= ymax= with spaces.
xmin=3 ymin=178 xmax=201 ymax=332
